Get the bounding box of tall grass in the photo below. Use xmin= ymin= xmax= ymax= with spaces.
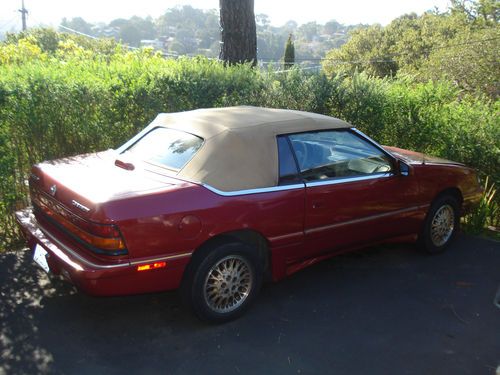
xmin=463 ymin=177 xmax=499 ymax=234
xmin=0 ymin=36 xmax=498 ymax=250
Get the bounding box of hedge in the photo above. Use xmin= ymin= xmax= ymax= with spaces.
xmin=0 ymin=39 xmax=498 ymax=249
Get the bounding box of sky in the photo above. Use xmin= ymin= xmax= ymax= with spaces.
xmin=1 ymin=0 xmax=451 ymax=32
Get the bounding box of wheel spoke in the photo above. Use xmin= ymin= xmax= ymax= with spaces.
xmin=430 ymin=204 xmax=455 ymax=247
xmin=203 ymin=255 xmax=254 ymax=314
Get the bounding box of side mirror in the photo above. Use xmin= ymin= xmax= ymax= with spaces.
xmin=397 ymin=160 xmax=410 ymax=176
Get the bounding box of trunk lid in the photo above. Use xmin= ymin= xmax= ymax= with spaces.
xmin=30 ymin=150 xmax=182 ymax=222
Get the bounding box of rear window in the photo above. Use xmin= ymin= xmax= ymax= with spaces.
xmin=123 ymin=127 xmax=203 ymax=170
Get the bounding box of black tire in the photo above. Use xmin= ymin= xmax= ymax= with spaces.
xmin=181 ymin=242 xmax=263 ymax=323
xmin=419 ymin=195 xmax=460 ymax=254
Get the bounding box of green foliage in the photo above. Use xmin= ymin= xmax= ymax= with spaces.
xmin=463 ymin=176 xmax=499 ymax=234
xmin=32 ymin=7 xmax=359 ymax=61
xmin=323 ymin=25 xmax=398 ymax=77
xmin=0 ymin=31 xmax=498 ymax=250
xmin=322 ymin=3 xmax=499 ymax=98
xmin=417 ymin=27 xmax=500 ymax=98
xmin=3 ymin=28 xmax=120 ymax=57
xmin=283 ymin=34 xmax=295 ymax=69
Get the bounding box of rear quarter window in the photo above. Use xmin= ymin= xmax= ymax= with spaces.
xmin=277 ymin=136 xmax=300 ymax=185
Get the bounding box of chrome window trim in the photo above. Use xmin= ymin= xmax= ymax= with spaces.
xmin=202 ymin=173 xmax=395 ymax=197
xmin=305 ymin=172 xmax=393 ymax=188
xmin=351 ymin=128 xmax=394 ymax=158
xmin=202 ymin=183 xmax=305 ymax=197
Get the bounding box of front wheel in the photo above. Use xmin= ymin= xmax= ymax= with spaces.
xmin=182 ymin=242 xmax=262 ymax=323
xmin=419 ymin=195 xmax=460 ymax=254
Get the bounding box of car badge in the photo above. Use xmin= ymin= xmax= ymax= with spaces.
xmin=72 ymin=200 xmax=90 ymax=212
xmin=49 ymin=184 xmax=57 ymax=196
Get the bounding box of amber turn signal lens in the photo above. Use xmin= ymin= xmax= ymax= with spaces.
xmin=34 ymin=199 xmax=126 ymax=252
xmin=137 ymin=261 xmax=167 ymax=272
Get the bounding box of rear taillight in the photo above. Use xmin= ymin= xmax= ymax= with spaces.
xmin=34 ymin=198 xmax=126 ymax=255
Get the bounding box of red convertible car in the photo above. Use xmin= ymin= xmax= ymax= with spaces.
xmin=16 ymin=106 xmax=482 ymax=322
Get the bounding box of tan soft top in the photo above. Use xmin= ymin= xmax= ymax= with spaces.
xmin=124 ymin=106 xmax=353 ymax=192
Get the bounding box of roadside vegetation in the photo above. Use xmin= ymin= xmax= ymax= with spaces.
xmin=322 ymin=0 xmax=499 ymax=99
xmin=1 ymin=5 xmax=358 ymax=63
xmin=0 ymin=3 xmax=498 ymax=249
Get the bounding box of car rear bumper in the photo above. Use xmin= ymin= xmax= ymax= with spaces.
xmin=15 ymin=207 xmax=190 ymax=296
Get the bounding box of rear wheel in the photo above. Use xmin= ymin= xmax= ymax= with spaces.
xmin=419 ymin=195 xmax=460 ymax=254
xmin=182 ymin=242 xmax=262 ymax=323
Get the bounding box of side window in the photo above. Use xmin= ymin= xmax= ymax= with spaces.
xmin=288 ymin=130 xmax=392 ymax=182
xmin=277 ymin=136 xmax=300 ymax=185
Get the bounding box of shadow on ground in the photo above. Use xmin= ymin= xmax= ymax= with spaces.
xmin=0 ymin=234 xmax=499 ymax=375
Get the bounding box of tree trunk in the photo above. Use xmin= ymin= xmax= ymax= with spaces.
xmin=219 ymin=0 xmax=257 ymax=65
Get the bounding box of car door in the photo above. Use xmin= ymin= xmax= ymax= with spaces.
xmin=286 ymin=129 xmax=421 ymax=259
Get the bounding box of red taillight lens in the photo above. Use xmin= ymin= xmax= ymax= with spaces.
xmin=86 ymin=222 xmax=122 ymax=239
xmin=33 ymin=194 xmax=126 ymax=254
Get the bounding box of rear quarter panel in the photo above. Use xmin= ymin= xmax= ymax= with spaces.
xmin=102 ymin=184 xmax=305 ymax=261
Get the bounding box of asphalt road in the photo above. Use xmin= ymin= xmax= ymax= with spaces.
xmin=1 ymin=234 xmax=499 ymax=375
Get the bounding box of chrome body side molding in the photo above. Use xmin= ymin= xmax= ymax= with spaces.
xmin=305 ymin=173 xmax=392 ymax=188
xmin=202 ymin=173 xmax=394 ymax=197
xmin=305 ymin=205 xmax=428 ymax=235
xmin=202 ymin=183 xmax=306 ymax=197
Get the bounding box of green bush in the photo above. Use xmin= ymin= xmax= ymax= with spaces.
xmin=463 ymin=177 xmax=499 ymax=234
xmin=0 ymin=33 xmax=498 ymax=250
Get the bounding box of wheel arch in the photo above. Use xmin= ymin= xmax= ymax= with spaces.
xmin=419 ymin=186 xmax=464 ymax=241
xmin=433 ymin=187 xmax=464 ymax=207
xmin=418 ymin=186 xmax=462 ymax=253
xmin=184 ymin=229 xmax=272 ymax=283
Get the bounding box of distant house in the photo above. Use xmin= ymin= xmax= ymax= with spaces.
xmin=140 ymin=39 xmax=164 ymax=50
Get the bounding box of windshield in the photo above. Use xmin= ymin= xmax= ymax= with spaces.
xmin=123 ymin=127 xmax=203 ymax=170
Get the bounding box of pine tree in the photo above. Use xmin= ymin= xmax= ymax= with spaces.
xmin=283 ymin=33 xmax=295 ymax=69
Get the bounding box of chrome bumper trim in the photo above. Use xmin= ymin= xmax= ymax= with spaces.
xmin=15 ymin=208 xmax=193 ymax=271
xmin=16 ymin=208 xmax=129 ymax=270
xmin=129 ymin=252 xmax=193 ymax=265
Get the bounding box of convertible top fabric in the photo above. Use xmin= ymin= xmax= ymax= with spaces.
xmin=148 ymin=106 xmax=352 ymax=192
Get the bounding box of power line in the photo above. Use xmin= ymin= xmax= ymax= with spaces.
xmin=58 ymin=24 xmax=182 ymax=58
xmin=0 ymin=16 xmax=18 ymax=30
xmin=58 ymin=24 xmax=98 ymax=40
xmin=258 ymin=35 xmax=500 ymax=63
xmin=273 ymin=65 xmax=321 ymax=74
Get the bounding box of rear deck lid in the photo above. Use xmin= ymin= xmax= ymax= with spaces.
xmin=30 ymin=150 xmax=183 ymax=221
